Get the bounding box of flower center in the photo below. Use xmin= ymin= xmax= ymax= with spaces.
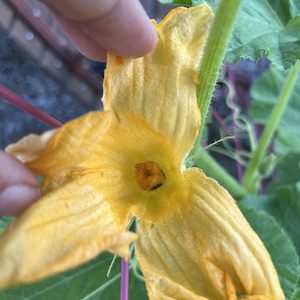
xmin=134 ymin=161 xmax=165 ymax=191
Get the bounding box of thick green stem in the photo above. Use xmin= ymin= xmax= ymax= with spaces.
xmin=192 ymin=151 xmax=247 ymax=199
xmin=197 ymin=0 xmax=243 ymax=134
xmin=187 ymin=0 xmax=244 ymax=198
xmin=243 ymin=60 xmax=300 ymax=192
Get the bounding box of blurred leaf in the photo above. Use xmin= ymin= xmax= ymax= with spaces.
xmin=292 ymin=2 xmax=300 ymax=15
xmin=240 ymin=205 xmax=300 ymax=299
xmin=241 ymin=183 xmax=300 ymax=257
xmin=292 ymin=287 xmax=300 ymax=300
xmin=0 ymin=254 xmax=147 ymax=300
xmin=243 ymin=180 xmax=300 ymax=297
xmin=268 ymin=152 xmax=300 ymax=190
xmin=249 ymin=67 xmax=300 ymax=153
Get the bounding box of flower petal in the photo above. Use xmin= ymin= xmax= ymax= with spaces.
xmin=136 ymin=168 xmax=284 ymax=299
xmin=0 ymin=173 xmax=136 ymax=288
xmin=5 ymin=130 xmax=57 ymax=163
xmin=13 ymin=111 xmax=113 ymax=176
xmin=103 ymin=5 xmax=213 ymax=158
xmin=16 ymin=110 xmax=187 ymax=221
xmin=144 ymin=271 xmax=208 ymax=300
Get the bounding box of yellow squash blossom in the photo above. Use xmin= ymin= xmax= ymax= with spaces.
xmin=0 ymin=5 xmax=284 ymax=299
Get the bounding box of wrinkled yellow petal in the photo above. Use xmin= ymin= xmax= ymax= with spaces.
xmin=136 ymin=168 xmax=284 ymax=300
xmin=103 ymin=5 xmax=213 ymax=158
xmin=145 ymin=272 xmax=208 ymax=300
xmin=5 ymin=129 xmax=56 ymax=163
xmin=239 ymin=297 xmax=274 ymax=300
xmin=88 ymin=111 xmax=188 ymax=222
xmin=0 ymin=173 xmax=136 ymax=288
xmin=20 ymin=111 xmax=112 ymax=176
xmin=21 ymin=110 xmax=187 ymax=222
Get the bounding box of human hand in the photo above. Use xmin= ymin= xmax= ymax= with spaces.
xmin=0 ymin=151 xmax=40 ymax=215
xmin=41 ymin=0 xmax=157 ymax=61
xmin=0 ymin=0 xmax=157 ymax=215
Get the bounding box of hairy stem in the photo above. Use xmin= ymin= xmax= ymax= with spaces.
xmin=197 ymin=0 xmax=243 ymax=135
xmin=188 ymin=0 xmax=244 ymax=198
xmin=243 ymin=60 xmax=300 ymax=192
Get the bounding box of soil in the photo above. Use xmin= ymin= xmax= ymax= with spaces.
xmin=0 ymin=30 xmax=100 ymax=149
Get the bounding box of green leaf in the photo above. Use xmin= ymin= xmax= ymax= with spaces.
xmin=268 ymin=152 xmax=300 ymax=190
xmin=240 ymin=205 xmax=300 ymax=299
xmin=292 ymin=287 xmax=300 ymax=300
xmin=249 ymin=66 xmax=300 ymax=153
xmin=0 ymin=254 xmax=147 ymax=300
xmin=82 ymin=266 xmax=147 ymax=300
xmin=226 ymin=0 xmax=300 ymax=69
xmin=158 ymin=0 xmax=300 ymax=69
xmin=242 ymin=183 xmax=300 ymax=258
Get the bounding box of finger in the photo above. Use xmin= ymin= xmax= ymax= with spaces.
xmin=42 ymin=0 xmax=123 ymax=22
xmin=49 ymin=9 xmax=107 ymax=61
xmin=42 ymin=0 xmax=157 ymax=60
xmin=0 ymin=151 xmax=40 ymax=216
xmin=80 ymin=0 xmax=158 ymax=58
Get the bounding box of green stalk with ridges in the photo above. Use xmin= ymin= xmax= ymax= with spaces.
xmin=197 ymin=0 xmax=243 ymax=134
xmin=191 ymin=151 xmax=247 ymax=199
xmin=243 ymin=60 xmax=300 ymax=192
xmin=189 ymin=0 xmax=245 ymax=197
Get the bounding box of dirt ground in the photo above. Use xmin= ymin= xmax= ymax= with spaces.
xmin=0 ymin=30 xmax=99 ymax=149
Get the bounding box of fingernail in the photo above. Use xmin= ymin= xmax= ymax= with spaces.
xmin=0 ymin=184 xmax=40 ymax=216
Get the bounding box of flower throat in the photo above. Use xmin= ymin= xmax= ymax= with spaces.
xmin=134 ymin=161 xmax=165 ymax=191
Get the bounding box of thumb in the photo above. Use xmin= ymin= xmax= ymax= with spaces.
xmin=0 ymin=151 xmax=40 ymax=216
xmin=41 ymin=0 xmax=157 ymax=61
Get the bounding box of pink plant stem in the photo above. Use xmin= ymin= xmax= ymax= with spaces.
xmin=226 ymin=65 xmax=244 ymax=182
xmin=120 ymin=259 xmax=129 ymax=300
xmin=0 ymin=85 xmax=62 ymax=128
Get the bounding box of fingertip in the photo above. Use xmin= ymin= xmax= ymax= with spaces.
xmin=48 ymin=7 xmax=108 ymax=62
xmin=0 ymin=151 xmax=40 ymax=216
xmin=80 ymin=0 xmax=158 ymax=59
xmin=130 ymin=21 xmax=158 ymax=58
xmin=141 ymin=31 xmax=158 ymax=58
xmin=76 ymin=44 xmax=107 ymax=62
xmin=46 ymin=0 xmax=157 ymax=61
xmin=0 ymin=184 xmax=40 ymax=216
xmin=114 ymin=2 xmax=158 ymax=58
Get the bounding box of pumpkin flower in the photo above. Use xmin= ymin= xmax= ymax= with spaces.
xmin=0 ymin=5 xmax=284 ymax=299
